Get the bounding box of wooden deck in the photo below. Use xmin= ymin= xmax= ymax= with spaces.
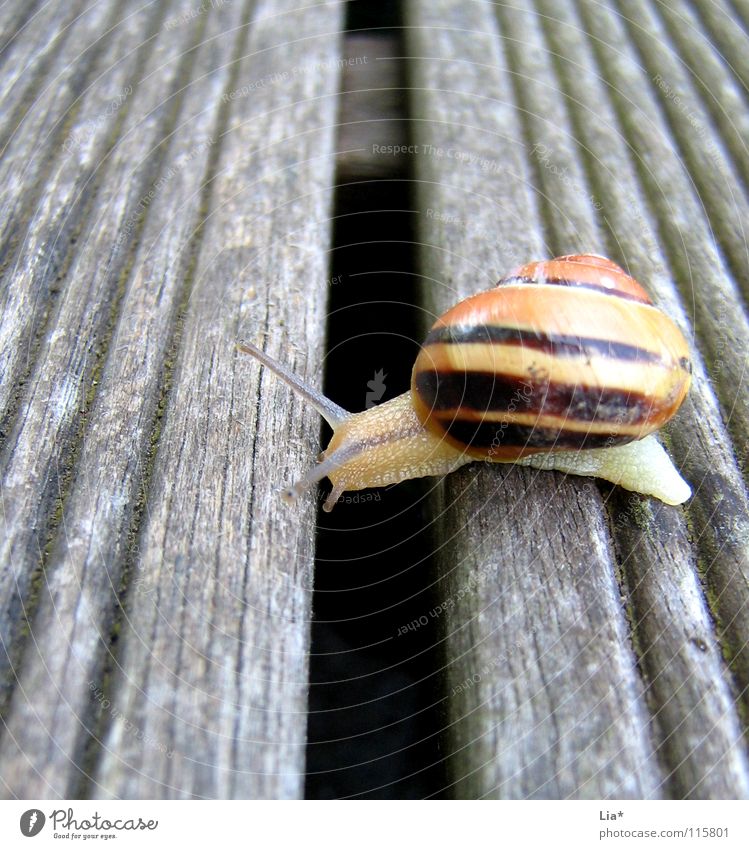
xmin=1 ymin=0 xmax=748 ymax=799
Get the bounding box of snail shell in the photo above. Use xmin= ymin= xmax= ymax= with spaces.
xmin=412 ymin=254 xmax=692 ymax=460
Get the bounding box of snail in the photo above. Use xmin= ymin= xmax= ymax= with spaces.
xmin=239 ymin=254 xmax=692 ymax=512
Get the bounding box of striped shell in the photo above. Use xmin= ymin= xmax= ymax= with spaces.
xmin=411 ymin=254 xmax=691 ymax=460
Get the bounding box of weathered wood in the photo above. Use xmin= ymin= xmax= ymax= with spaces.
xmin=407 ymin=0 xmax=662 ymax=798
xmin=653 ymin=0 xmax=749 ymax=191
xmin=0 ymin=0 xmax=128 ymax=256
xmin=90 ymin=0 xmax=344 ymax=798
xmin=0 ymin=0 xmax=230 ymax=794
xmin=573 ymin=0 xmax=749 ymax=740
xmin=716 ymin=0 xmax=749 ymax=32
xmin=616 ymin=0 xmax=749 ymax=303
xmin=405 ymin=0 xmax=749 ymax=798
xmin=573 ymin=0 xmax=749 ymax=481
xmin=0 ymin=0 xmax=193 ymax=708
xmin=0 ymin=1 xmax=51 ymax=73
xmin=0 ymin=0 xmax=342 ymax=799
xmin=0 ymin=0 xmax=92 ymax=148
xmin=690 ymin=0 xmax=749 ymax=94
xmin=0 ymin=0 xmax=153 ymax=427
xmin=535 ymin=0 xmax=749 ymax=797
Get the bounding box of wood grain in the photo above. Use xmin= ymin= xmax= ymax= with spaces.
xmin=0 ymin=0 xmax=154 ymax=428
xmin=0 ymin=0 xmax=92 ymax=150
xmin=653 ymin=0 xmax=749 ymax=191
xmin=572 ymin=0 xmax=749 ymax=478
xmin=535 ymin=0 xmax=749 ymax=797
xmin=0 ymin=1 xmax=46 ymax=66
xmin=724 ymin=0 xmax=749 ymax=29
xmin=0 ymin=0 xmax=232 ymax=796
xmin=616 ymin=0 xmax=749 ymax=302
xmin=0 ymin=0 xmax=190 ymax=708
xmin=689 ymin=0 xmax=749 ymax=94
xmin=571 ymin=0 xmax=749 ymax=747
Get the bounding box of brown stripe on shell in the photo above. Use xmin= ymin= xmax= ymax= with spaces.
xmin=421 ymin=285 xmax=683 ymax=358
xmin=441 ymin=418 xmax=636 ymax=453
xmin=417 ymin=340 xmax=687 ymax=404
xmin=414 ymin=369 xmax=668 ymax=427
xmin=422 ymin=324 xmax=667 ymax=364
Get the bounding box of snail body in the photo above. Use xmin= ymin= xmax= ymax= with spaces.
xmin=239 ymin=254 xmax=692 ymax=511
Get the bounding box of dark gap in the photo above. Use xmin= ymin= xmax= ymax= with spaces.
xmin=345 ymin=0 xmax=401 ymax=31
xmin=304 ymin=1 xmax=448 ymax=800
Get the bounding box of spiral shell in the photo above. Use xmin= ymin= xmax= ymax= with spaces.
xmin=411 ymin=254 xmax=691 ymax=460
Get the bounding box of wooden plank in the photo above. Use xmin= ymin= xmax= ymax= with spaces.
xmin=615 ymin=0 xmax=749 ymax=303
xmin=690 ymin=0 xmax=749 ymax=93
xmin=531 ymin=0 xmax=749 ymax=797
xmin=89 ymin=0 xmax=344 ymax=799
xmin=1 ymin=0 xmax=746 ymax=803
xmin=0 ymin=0 xmax=269 ymax=798
xmin=0 ymin=0 xmax=191 ymax=712
xmin=654 ymin=0 xmax=749 ymax=187
xmin=406 ymin=0 xmax=662 ymax=798
xmin=573 ymin=0 xmax=749 ymax=746
xmin=723 ymin=0 xmax=749 ymax=31
xmin=0 ymin=0 xmax=90 ymax=132
xmin=0 ymin=0 xmax=125 ymax=252
xmin=0 ymin=1 xmax=48 ymax=69
xmin=0 ymin=0 xmax=151 ymax=427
